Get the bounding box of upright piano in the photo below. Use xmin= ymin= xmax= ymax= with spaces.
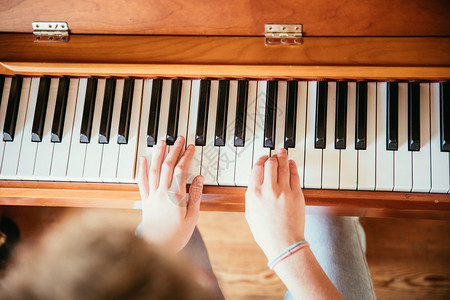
xmin=0 ymin=0 xmax=449 ymax=219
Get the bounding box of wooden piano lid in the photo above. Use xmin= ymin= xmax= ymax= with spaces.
xmin=0 ymin=0 xmax=449 ymax=80
xmin=0 ymin=0 xmax=449 ymax=36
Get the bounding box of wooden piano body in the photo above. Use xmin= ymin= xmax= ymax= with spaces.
xmin=0 ymin=0 xmax=449 ymax=219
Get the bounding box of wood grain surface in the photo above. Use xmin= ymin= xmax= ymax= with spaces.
xmin=0 ymin=181 xmax=449 ymax=219
xmin=361 ymin=217 xmax=450 ymax=299
xmin=1 ymin=35 xmax=449 ymax=67
xmin=2 ymin=63 xmax=449 ymax=81
xmin=0 ymin=0 xmax=449 ymax=36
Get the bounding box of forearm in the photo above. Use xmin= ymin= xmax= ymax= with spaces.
xmin=274 ymin=248 xmax=343 ymax=300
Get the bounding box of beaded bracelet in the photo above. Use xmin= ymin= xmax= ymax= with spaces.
xmin=268 ymin=241 xmax=310 ymax=270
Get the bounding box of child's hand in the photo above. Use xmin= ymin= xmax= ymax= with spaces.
xmin=138 ymin=136 xmax=203 ymax=253
xmin=245 ymin=148 xmax=306 ymax=260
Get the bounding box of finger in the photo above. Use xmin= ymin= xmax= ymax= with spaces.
xmin=289 ymin=160 xmax=301 ymax=191
xmin=149 ymin=139 xmax=166 ymax=192
xmin=277 ymin=148 xmax=289 ymax=188
xmin=250 ymin=155 xmax=268 ymax=187
xmin=172 ymin=144 xmax=195 ymax=191
xmin=264 ymin=155 xmax=278 ymax=188
xmin=137 ymin=156 xmax=149 ymax=200
xmin=160 ymin=136 xmax=185 ymax=189
xmin=186 ymin=175 xmax=204 ymax=221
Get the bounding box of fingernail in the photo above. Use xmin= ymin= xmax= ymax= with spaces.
xmin=157 ymin=139 xmax=165 ymax=146
xmin=187 ymin=144 xmax=194 ymax=150
xmin=278 ymin=148 xmax=286 ymax=154
xmin=176 ymin=136 xmax=182 ymax=142
xmin=194 ymin=176 xmax=204 ymax=187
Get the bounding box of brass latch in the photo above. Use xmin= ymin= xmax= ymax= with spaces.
xmin=265 ymin=24 xmax=303 ymax=46
xmin=32 ymin=22 xmax=69 ymax=43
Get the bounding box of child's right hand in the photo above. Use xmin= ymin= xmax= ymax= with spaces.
xmin=244 ymin=148 xmax=306 ymax=260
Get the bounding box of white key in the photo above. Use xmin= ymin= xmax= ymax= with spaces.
xmin=157 ymin=80 xmax=171 ymax=154
xmin=83 ymin=79 xmax=106 ymax=181
xmin=393 ymin=82 xmax=412 ymax=191
xmin=0 ymin=77 xmax=12 ymax=169
xmin=136 ymin=79 xmax=153 ymax=179
xmin=218 ymin=80 xmax=237 ymax=186
xmin=272 ymin=81 xmax=286 ymax=154
xmin=187 ymin=80 xmax=202 ymax=182
xmin=322 ymin=82 xmax=339 ymax=189
xmin=17 ymin=78 xmax=40 ymax=179
xmin=288 ymin=81 xmax=307 ymax=188
xmin=51 ymin=79 xmax=79 ymax=180
xmin=34 ymin=78 xmax=59 ymax=179
xmin=100 ymin=79 xmax=123 ymax=182
xmin=67 ymin=78 xmax=88 ymax=181
xmin=117 ymin=79 xmax=143 ymax=182
xmin=1 ymin=78 xmax=31 ymax=178
xmin=340 ymin=82 xmax=358 ymax=190
xmin=357 ymin=82 xmax=376 ymax=190
xmin=201 ymin=80 xmax=219 ymax=185
xmin=375 ymin=82 xmax=394 ymax=191
xmin=304 ymin=81 xmax=322 ymax=189
xmin=235 ymin=80 xmax=257 ymax=186
xmin=177 ymin=80 xmax=192 ymax=144
xmin=253 ymin=81 xmax=270 ymax=164
xmin=412 ymin=83 xmax=431 ymax=192
xmin=430 ymin=83 xmax=450 ymax=193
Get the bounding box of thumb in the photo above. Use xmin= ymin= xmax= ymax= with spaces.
xmin=186 ymin=175 xmax=204 ymax=220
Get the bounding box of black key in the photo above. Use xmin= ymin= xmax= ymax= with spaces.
xmin=51 ymin=77 xmax=70 ymax=143
xmin=314 ymin=81 xmax=328 ymax=149
xmin=234 ymin=80 xmax=248 ymax=147
xmin=284 ymin=81 xmax=297 ymax=148
xmin=3 ymin=76 xmax=23 ymax=142
xmin=0 ymin=76 xmax=4 ymax=107
xmin=355 ymin=81 xmax=368 ymax=150
xmin=80 ymin=78 xmax=98 ymax=143
xmin=335 ymin=81 xmax=348 ymax=149
xmin=31 ymin=77 xmax=51 ymax=142
xmin=117 ymin=78 xmax=134 ymax=144
xmin=195 ymin=79 xmax=211 ymax=146
xmin=264 ymin=80 xmax=278 ymax=149
xmin=166 ymin=79 xmax=182 ymax=145
xmin=146 ymin=79 xmax=162 ymax=147
xmin=441 ymin=81 xmax=450 ymax=152
xmin=215 ymin=80 xmax=229 ymax=146
xmin=98 ymin=78 xmax=116 ymax=144
xmin=386 ymin=82 xmax=398 ymax=151
xmin=408 ymin=82 xmax=420 ymax=151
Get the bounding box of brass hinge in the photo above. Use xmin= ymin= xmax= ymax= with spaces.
xmin=32 ymin=22 xmax=69 ymax=43
xmin=265 ymin=24 xmax=303 ymax=46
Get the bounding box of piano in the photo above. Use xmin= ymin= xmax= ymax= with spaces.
xmin=0 ymin=0 xmax=449 ymax=219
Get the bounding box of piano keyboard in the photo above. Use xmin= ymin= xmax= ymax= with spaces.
xmin=0 ymin=76 xmax=448 ymax=194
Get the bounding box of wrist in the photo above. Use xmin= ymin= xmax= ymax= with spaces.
xmin=267 ymin=240 xmax=309 ymax=270
xmin=272 ymin=245 xmax=311 ymax=274
xmin=264 ymin=235 xmax=306 ymax=260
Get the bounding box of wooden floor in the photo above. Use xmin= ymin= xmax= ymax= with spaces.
xmin=1 ymin=206 xmax=449 ymax=299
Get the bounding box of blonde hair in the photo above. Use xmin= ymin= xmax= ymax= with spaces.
xmin=0 ymin=211 xmax=213 ymax=300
